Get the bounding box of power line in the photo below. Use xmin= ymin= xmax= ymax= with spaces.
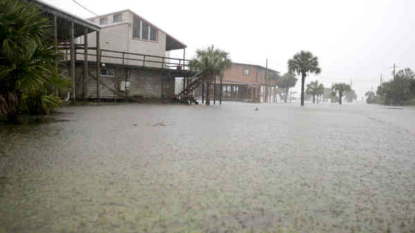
xmin=315 ymin=76 xmax=379 ymax=82
xmin=72 ymin=0 xmax=99 ymax=16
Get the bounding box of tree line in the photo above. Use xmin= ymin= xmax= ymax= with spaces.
xmin=366 ymin=68 xmax=415 ymax=105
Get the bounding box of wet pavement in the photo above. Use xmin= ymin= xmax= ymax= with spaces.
xmin=1 ymin=102 xmax=415 ymax=233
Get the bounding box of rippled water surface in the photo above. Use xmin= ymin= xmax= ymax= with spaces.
xmin=1 ymin=102 xmax=415 ymax=233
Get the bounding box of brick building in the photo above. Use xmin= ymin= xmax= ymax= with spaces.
xmin=196 ymin=63 xmax=279 ymax=103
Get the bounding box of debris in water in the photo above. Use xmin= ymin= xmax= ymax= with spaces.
xmin=147 ymin=121 xmax=166 ymax=127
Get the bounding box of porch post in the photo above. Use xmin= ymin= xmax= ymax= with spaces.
xmin=96 ymin=31 xmax=101 ymax=102
xmin=213 ymin=76 xmax=216 ymax=104
xmin=183 ymin=48 xmax=186 ymax=69
xmin=53 ymin=15 xmax=59 ymax=97
xmin=201 ymin=82 xmax=205 ymax=104
xmin=220 ymin=76 xmax=222 ymax=105
xmin=54 ymin=15 xmax=58 ymax=71
xmin=70 ymin=22 xmax=75 ymax=104
xmin=83 ymin=27 xmax=88 ymax=99
xmin=122 ymin=52 xmax=126 ymax=100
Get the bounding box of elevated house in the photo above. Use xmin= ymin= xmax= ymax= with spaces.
xmin=196 ymin=63 xmax=279 ymax=103
xmin=63 ymin=9 xmax=199 ymax=101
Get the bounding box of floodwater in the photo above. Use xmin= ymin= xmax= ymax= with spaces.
xmin=1 ymin=102 xmax=415 ymax=233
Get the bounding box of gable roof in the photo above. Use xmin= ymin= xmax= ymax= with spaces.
xmin=233 ymin=62 xmax=279 ymax=74
xmin=89 ymin=9 xmax=187 ymax=51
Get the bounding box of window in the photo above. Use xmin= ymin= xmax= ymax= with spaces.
xmin=101 ymin=67 xmax=115 ymax=77
xmin=113 ymin=14 xmax=122 ymax=23
xmin=133 ymin=16 xmax=141 ymax=38
xmin=150 ymin=26 xmax=157 ymax=41
xmin=243 ymin=68 xmax=249 ymax=75
xmin=142 ymin=21 xmax=149 ymax=40
xmin=132 ymin=15 xmax=157 ymax=41
xmin=99 ymin=17 xmax=107 ymax=25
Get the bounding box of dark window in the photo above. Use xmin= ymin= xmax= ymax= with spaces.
xmin=132 ymin=15 xmax=157 ymax=41
xmin=113 ymin=14 xmax=122 ymax=23
xmin=99 ymin=17 xmax=107 ymax=25
xmin=142 ymin=21 xmax=149 ymax=40
xmin=101 ymin=67 xmax=115 ymax=77
xmin=150 ymin=26 xmax=157 ymax=41
xmin=133 ymin=16 xmax=140 ymax=38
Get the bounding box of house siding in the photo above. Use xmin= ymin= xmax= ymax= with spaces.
xmin=84 ymin=10 xmax=167 ymax=63
xmin=73 ymin=63 xmax=175 ymax=99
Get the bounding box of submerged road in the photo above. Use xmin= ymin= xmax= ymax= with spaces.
xmin=1 ymin=102 xmax=415 ymax=233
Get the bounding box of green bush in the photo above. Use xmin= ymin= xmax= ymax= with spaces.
xmin=0 ymin=0 xmax=69 ymax=119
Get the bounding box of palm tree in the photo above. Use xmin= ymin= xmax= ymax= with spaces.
xmin=0 ymin=0 xmax=68 ymax=120
xmin=317 ymin=83 xmax=324 ymax=103
xmin=288 ymin=51 xmax=321 ymax=106
xmin=332 ymin=83 xmax=351 ymax=105
xmin=306 ymin=81 xmax=324 ymax=104
xmin=276 ymin=72 xmax=297 ymax=103
xmin=189 ymin=45 xmax=232 ymax=105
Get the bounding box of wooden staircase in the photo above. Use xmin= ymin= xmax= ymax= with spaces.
xmin=173 ymin=71 xmax=205 ymax=104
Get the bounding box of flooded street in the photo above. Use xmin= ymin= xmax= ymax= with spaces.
xmin=1 ymin=102 xmax=415 ymax=233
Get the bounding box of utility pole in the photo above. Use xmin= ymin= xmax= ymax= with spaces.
xmin=390 ymin=63 xmax=398 ymax=105
xmin=265 ymin=58 xmax=268 ymax=103
xmin=380 ymin=74 xmax=383 ymax=86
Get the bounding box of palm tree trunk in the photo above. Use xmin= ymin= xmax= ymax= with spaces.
xmin=285 ymin=88 xmax=288 ymax=103
xmin=206 ymin=80 xmax=211 ymax=106
xmin=339 ymin=92 xmax=342 ymax=105
xmin=301 ymin=73 xmax=306 ymax=106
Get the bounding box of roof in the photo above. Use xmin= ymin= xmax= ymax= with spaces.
xmin=89 ymin=9 xmax=187 ymax=51
xmin=233 ymin=62 xmax=279 ymax=74
xmin=28 ymin=0 xmax=100 ymax=32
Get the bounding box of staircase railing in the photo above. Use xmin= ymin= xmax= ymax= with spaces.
xmin=179 ymin=71 xmax=205 ymax=95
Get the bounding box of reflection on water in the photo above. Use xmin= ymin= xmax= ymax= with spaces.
xmin=1 ymin=103 xmax=415 ymax=233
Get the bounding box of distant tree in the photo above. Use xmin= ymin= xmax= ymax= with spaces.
xmin=288 ymin=51 xmax=321 ymax=106
xmin=331 ymin=92 xmax=339 ymax=103
xmin=332 ymin=83 xmax=351 ymax=105
xmin=268 ymin=71 xmax=281 ymax=82
xmin=376 ymin=68 xmax=415 ymax=105
xmin=316 ymin=83 xmax=324 ymax=103
xmin=189 ymin=45 xmax=232 ymax=105
xmin=345 ymin=89 xmax=357 ymax=103
xmin=276 ymin=72 xmax=297 ymax=102
xmin=306 ymin=80 xmax=324 ymax=104
xmin=267 ymin=71 xmax=281 ymax=102
xmin=365 ymin=91 xmax=376 ymax=103
xmin=323 ymin=88 xmax=332 ymax=102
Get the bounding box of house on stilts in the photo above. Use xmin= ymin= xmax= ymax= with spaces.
xmin=28 ymin=0 xmax=204 ymax=104
xmin=72 ymin=10 xmax=201 ymax=102
xmin=195 ymin=63 xmax=280 ymax=103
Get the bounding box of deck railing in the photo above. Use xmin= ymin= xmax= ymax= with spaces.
xmin=59 ymin=45 xmax=193 ymax=71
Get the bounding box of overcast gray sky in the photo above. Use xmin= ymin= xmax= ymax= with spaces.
xmin=45 ymin=0 xmax=415 ymax=99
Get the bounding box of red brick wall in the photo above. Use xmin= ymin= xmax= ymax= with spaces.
xmin=222 ymin=63 xmax=276 ymax=85
xmin=223 ymin=64 xmax=258 ymax=84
